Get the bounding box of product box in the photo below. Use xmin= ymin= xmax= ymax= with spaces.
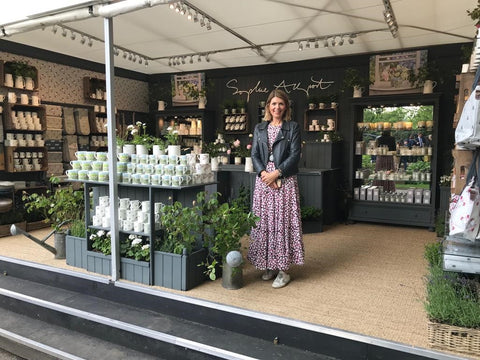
xmin=372 ymin=187 xmax=381 ymax=201
xmin=353 ymin=187 xmax=360 ymax=200
xmin=406 ymin=195 xmax=414 ymax=204
xmin=367 ymin=186 xmax=375 ymax=201
xmin=452 ymin=148 xmax=474 ymax=195
xmin=360 ymin=185 xmax=370 ymax=200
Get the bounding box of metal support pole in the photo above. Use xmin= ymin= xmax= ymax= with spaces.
xmin=104 ymin=17 xmax=120 ymax=281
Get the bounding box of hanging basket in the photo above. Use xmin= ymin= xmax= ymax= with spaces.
xmin=428 ymin=321 xmax=480 ymax=357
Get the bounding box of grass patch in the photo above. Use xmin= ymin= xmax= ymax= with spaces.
xmin=424 ymin=242 xmax=480 ymax=329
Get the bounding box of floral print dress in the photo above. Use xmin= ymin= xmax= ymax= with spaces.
xmin=247 ymin=124 xmax=304 ymax=271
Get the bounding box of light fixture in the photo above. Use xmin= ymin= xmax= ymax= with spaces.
xmin=87 ymin=37 xmax=93 ymax=47
xmin=200 ymin=16 xmax=205 ymax=27
xmin=323 ymin=38 xmax=328 ymax=47
xmin=61 ymin=28 xmax=67 ymax=37
xmin=169 ymin=2 xmax=175 ymax=10
xmin=189 ymin=55 xmax=194 ymax=64
xmin=205 ymin=53 xmax=210 ymax=62
xmin=193 ymin=11 xmax=198 ymax=22
xmin=179 ymin=5 xmax=186 ymax=15
xmin=298 ymin=42 xmax=303 ymax=51
xmin=305 ymin=41 xmax=310 ymax=49
xmin=331 ymin=37 xmax=336 ymax=46
xmin=338 ymin=37 xmax=344 ymax=46
xmin=187 ymin=10 xmax=192 ymax=20
xmin=197 ymin=54 xmax=202 ymax=62
xmin=80 ymin=35 xmax=86 ymax=44
xmin=52 ymin=25 xmax=58 ymax=34
xmin=181 ymin=56 xmax=186 ymax=64
xmin=206 ymin=19 xmax=212 ymax=30
xmin=123 ymin=51 xmax=128 ymax=59
xmin=128 ymin=53 xmax=133 ymax=60
xmin=314 ymin=40 xmax=319 ymax=48
xmin=175 ymin=3 xmax=181 ymax=13
xmin=144 ymin=59 xmax=148 ymax=66
xmin=114 ymin=47 xmax=119 ymax=56
xmin=139 ymin=57 xmax=143 ymax=64
xmin=383 ymin=0 xmax=398 ymax=38
xmin=70 ymin=31 xmax=76 ymax=40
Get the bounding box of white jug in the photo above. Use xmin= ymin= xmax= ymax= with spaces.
xmin=158 ymin=100 xmax=167 ymax=111
xmin=353 ymin=85 xmax=364 ymax=98
xmin=7 ymin=92 xmax=17 ymax=104
xmin=423 ymin=80 xmax=437 ymax=94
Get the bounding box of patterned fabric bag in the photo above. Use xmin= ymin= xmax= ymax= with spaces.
xmin=455 ymin=87 xmax=480 ymax=149
xmin=449 ymin=151 xmax=480 ymax=241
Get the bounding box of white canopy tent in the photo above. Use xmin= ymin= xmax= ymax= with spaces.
xmin=0 ymin=0 xmax=477 ymax=75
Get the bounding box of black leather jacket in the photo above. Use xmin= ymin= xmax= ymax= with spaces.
xmin=251 ymin=120 xmax=301 ymax=178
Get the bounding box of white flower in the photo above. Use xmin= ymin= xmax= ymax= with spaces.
xmin=136 ymin=121 xmax=142 ymax=127
xmin=167 ymin=126 xmax=172 ymax=131
xmin=127 ymin=124 xmax=135 ymax=130
xmin=128 ymin=234 xmax=136 ymax=240
xmin=97 ymin=230 xmax=105 ymax=237
xmin=172 ymin=130 xmax=178 ymax=134
xmin=141 ymin=244 xmax=150 ymax=250
xmin=131 ymin=129 xmax=138 ymax=135
xmin=132 ymin=238 xmax=142 ymax=246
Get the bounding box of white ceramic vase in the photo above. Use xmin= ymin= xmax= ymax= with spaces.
xmin=152 ymin=145 xmax=165 ymax=156
xmin=234 ymin=156 xmax=242 ymax=165
xmin=244 ymin=157 xmax=253 ymax=172
xmin=211 ymin=157 xmax=219 ymax=171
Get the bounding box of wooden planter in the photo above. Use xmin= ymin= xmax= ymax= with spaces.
xmin=65 ymin=235 xmax=87 ymax=269
xmin=153 ymin=248 xmax=208 ymax=291
xmin=86 ymin=250 xmax=111 ymax=276
xmin=302 ymin=220 xmax=323 ymax=234
xmin=428 ymin=321 xmax=480 ymax=357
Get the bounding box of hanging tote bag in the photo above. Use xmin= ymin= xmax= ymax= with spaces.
xmin=449 ymin=151 xmax=480 ymax=241
xmin=455 ymin=87 xmax=480 ymax=149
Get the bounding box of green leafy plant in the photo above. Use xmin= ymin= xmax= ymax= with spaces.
xmin=164 ymin=124 xmax=180 ymax=146
xmin=301 ymin=206 xmax=323 ymax=221
xmin=7 ymin=61 xmax=36 ymax=78
xmin=342 ymin=68 xmax=371 ymax=90
xmin=408 ymin=61 xmax=442 ymax=87
xmin=130 ymin=121 xmax=155 ymax=150
xmin=23 ymin=177 xmax=84 ymax=232
xmin=69 ymin=219 xmax=86 ymax=238
xmin=467 ymin=1 xmax=480 ymax=24
xmin=202 ymin=141 xmax=224 ymax=158
xmin=407 ymin=161 xmax=431 ymax=173
xmin=160 ymin=200 xmax=203 ymax=255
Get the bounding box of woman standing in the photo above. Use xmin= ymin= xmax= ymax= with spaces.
xmin=247 ymin=89 xmax=304 ymax=288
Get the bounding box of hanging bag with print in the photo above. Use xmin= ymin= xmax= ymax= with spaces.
xmin=449 ymin=150 xmax=480 ymax=241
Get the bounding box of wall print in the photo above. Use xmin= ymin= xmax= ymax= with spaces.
xmin=369 ymin=50 xmax=427 ymax=95
xmin=171 ymin=72 xmax=205 ymax=106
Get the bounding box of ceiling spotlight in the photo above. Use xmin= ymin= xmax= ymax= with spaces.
xmin=181 ymin=56 xmax=186 ymax=64
xmin=331 ymin=38 xmax=336 ymax=47
xmin=193 ymin=11 xmax=199 ymax=22
xmin=314 ymin=40 xmax=319 ymax=48
xmin=175 ymin=3 xmax=181 ymax=12
xmin=180 ymin=6 xmax=186 ymax=15
xmin=206 ymin=20 xmax=212 ymax=30
xmin=144 ymin=59 xmax=148 ymax=66
xmin=52 ymin=25 xmax=58 ymax=34
xmin=189 ymin=56 xmax=194 ymax=64
xmin=205 ymin=53 xmax=210 ymax=62
xmin=323 ymin=38 xmax=328 ymax=47
xmin=298 ymin=42 xmax=303 ymax=51
xmin=133 ymin=55 xmax=138 ymax=63
xmin=114 ymin=48 xmax=120 ymax=56
xmin=168 ymin=58 xmax=171 ymax=66
xmin=305 ymin=41 xmax=310 ymax=49
xmin=169 ymin=2 xmax=175 ymax=10
xmin=200 ymin=16 xmax=205 ymax=27
xmin=61 ymin=28 xmax=67 ymax=37
xmin=197 ymin=54 xmax=202 ymax=62
xmin=348 ymin=36 xmax=354 ymax=44
xmin=80 ymin=36 xmax=86 ymax=44
xmin=87 ymin=38 xmax=93 ymax=47
xmin=338 ymin=37 xmax=344 ymax=46
xmin=139 ymin=57 xmax=143 ymax=64
xmin=128 ymin=53 xmax=133 ymax=60
xmin=70 ymin=31 xmax=76 ymax=40
xmin=123 ymin=51 xmax=128 ymax=59
xmin=187 ymin=10 xmax=192 ymax=20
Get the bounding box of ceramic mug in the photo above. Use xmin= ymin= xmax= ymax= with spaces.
xmin=96 ymin=152 xmax=108 ymax=161
xmin=76 ymin=151 xmax=87 ymax=160
xmin=118 ymin=153 xmax=130 ymax=162
xmin=99 ymin=171 xmax=109 ymax=182
xmin=78 ymin=170 xmax=88 ymax=180
xmin=141 ymin=173 xmax=150 ymax=184
xmin=132 ymin=173 xmax=141 ymax=184
xmin=122 ymin=172 xmax=131 ymax=183
xmin=66 ymin=169 xmax=78 ymax=179
xmin=155 ymin=164 xmax=164 ymax=175
xmin=180 ymin=175 xmax=192 ymax=186
xmin=162 ymin=174 xmax=171 ymax=186
xmin=164 ymin=164 xmax=175 ymax=175
xmin=119 ymin=198 xmax=130 ymax=209
xmin=88 ymin=170 xmax=99 ymax=181
xmin=168 ymin=155 xmax=179 ymax=165
xmin=198 ymin=153 xmax=209 ymax=164
xmin=159 ymin=154 xmax=169 ymax=165
xmin=151 ymin=174 xmax=161 ymax=185
xmin=127 ymin=163 xmax=136 ymax=174
xmin=172 ymin=175 xmax=181 ymax=187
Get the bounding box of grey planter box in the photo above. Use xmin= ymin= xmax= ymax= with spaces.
xmin=153 ymin=248 xmax=208 ymax=291
xmin=121 ymin=257 xmax=150 ymax=285
xmin=66 ymin=235 xmax=87 ymax=269
xmin=86 ymin=250 xmax=111 ymax=276
xmin=86 ymin=251 xmax=150 ymax=284
xmin=302 ymin=220 xmax=323 ymax=234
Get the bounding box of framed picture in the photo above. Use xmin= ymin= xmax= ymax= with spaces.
xmin=369 ymin=50 xmax=427 ymax=95
xmin=171 ymin=72 xmax=205 ymax=106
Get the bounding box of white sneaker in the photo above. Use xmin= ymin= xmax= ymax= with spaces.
xmin=272 ymin=271 xmax=290 ymax=288
xmin=262 ymin=269 xmax=277 ymax=281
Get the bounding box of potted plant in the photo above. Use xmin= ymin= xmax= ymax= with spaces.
xmin=22 ymin=176 xmax=84 ymax=259
xmin=407 ymin=61 xmax=442 ymax=93
xmin=66 ymin=219 xmax=87 ymax=268
xmin=236 ymin=99 xmax=247 ymax=114
xmin=307 ymin=94 xmax=318 ymax=109
xmin=203 ymin=193 xmax=258 ymax=289
xmin=222 ymin=99 xmax=234 ymax=115
xmin=130 ymin=121 xmax=155 ymax=154
xmin=343 ymin=68 xmax=371 ymax=97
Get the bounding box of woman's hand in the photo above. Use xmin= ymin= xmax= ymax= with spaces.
xmin=261 ymin=170 xmax=281 ymax=189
